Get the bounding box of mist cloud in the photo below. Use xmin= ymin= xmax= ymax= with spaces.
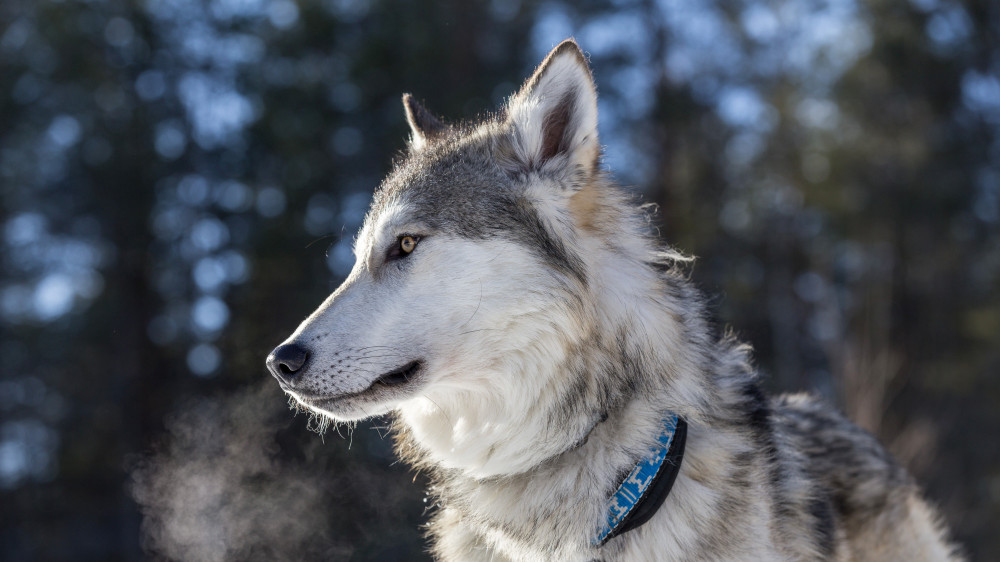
xmin=130 ymin=383 xmax=347 ymax=561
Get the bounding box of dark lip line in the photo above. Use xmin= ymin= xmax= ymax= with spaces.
xmin=293 ymin=360 xmax=424 ymax=406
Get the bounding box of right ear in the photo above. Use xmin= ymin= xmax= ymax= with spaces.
xmin=403 ymin=94 xmax=447 ymax=151
xmin=501 ymin=39 xmax=599 ymax=182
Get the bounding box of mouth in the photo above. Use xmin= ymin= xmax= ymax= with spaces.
xmin=372 ymin=360 xmax=422 ymax=387
xmin=295 ymin=360 xmax=424 ymax=415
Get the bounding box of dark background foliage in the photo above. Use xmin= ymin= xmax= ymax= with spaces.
xmin=1 ymin=0 xmax=998 ymax=559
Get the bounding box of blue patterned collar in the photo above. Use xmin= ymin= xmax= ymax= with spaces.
xmin=594 ymin=414 xmax=688 ymax=546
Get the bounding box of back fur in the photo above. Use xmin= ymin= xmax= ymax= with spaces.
xmin=268 ymin=39 xmax=961 ymax=561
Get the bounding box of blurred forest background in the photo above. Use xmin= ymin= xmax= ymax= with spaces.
xmin=1 ymin=0 xmax=998 ymax=559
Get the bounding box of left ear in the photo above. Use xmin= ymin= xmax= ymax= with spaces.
xmin=503 ymin=39 xmax=599 ymax=182
xmin=403 ymin=93 xmax=448 ymax=151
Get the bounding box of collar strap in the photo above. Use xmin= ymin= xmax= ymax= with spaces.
xmin=593 ymin=414 xmax=687 ymax=546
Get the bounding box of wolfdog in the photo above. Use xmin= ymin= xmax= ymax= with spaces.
xmin=267 ymin=40 xmax=961 ymax=561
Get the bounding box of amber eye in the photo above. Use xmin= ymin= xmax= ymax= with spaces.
xmin=399 ymin=235 xmax=417 ymax=254
xmin=386 ymin=234 xmax=421 ymax=262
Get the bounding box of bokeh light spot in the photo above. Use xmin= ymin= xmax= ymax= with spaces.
xmin=186 ymin=343 xmax=221 ymax=377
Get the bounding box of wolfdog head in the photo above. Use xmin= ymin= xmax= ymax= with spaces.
xmin=267 ymin=40 xmax=673 ymax=477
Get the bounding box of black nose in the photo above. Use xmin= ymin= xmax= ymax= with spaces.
xmin=267 ymin=343 xmax=309 ymax=383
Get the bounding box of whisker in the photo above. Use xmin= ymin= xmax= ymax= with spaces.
xmin=422 ymin=394 xmax=454 ymax=427
xmin=459 ymin=279 xmax=484 ymax=329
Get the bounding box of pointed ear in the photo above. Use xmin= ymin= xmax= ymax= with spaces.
xmin=403 ymin=94 xmax=447 ymax=151
xmin=503 ymin=39 xmax=599 ymax=180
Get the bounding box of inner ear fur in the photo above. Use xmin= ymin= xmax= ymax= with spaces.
xmin=504 ymin=39 xmax=600 ymax=178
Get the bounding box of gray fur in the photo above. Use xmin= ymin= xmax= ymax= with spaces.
xmin=268 ymin=39 xmax=962 ymax=561
xmin=374 ymin=139 xmax=589 ymax=283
